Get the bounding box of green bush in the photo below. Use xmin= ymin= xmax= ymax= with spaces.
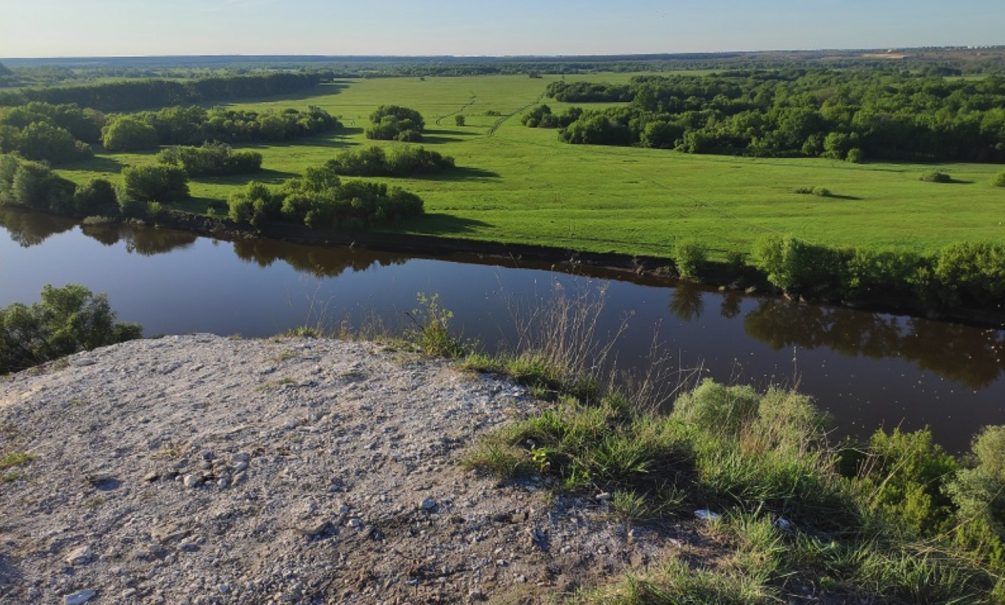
xmin=228 ymin=182 xmax=281 ymax=228
xmin=2 ymin=158 xmax=76 ymax=214
xmin=454 ymin=115 xmax=465 ymax=127
xmin=325 ymin=145 xmax=454 ymax=177
xmin=102 ymin=116 xmax=159 ymax=152
xmin=0 ymin=284 xmax=141 ymax=374
xmin=993 ymin=171 xmax=1005 ymax=188
xmin=920 ymin=171 xmax=953 ymax=183
xmin=845 ymin=147 xmax=864 ymax=163
xmin=854 ymin=428 xmax=959 ymax=536
xmin=158 ymin=142 xmax=262 ymax=177
xmin=672 ymin=239 xmax=707 ymax=279
xmin=122 ymin=164 xmax=189 ymax=202
xmin=72 ymin=178 xmax=120 ymax=217
xmin=750 ymin=235 xmax=849 ymax=295
xmin=845 ymin=249 xmax=929 ymax=299
xmin=365 ymin=105 xmax=425 ymax=142
xmin=933 ymin=242 xmax=1005 ymax=307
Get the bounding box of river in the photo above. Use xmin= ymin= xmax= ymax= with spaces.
xmin=1 ymin=208 xmax=1002 ymax=451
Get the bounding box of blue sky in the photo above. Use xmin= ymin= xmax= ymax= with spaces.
xmin=1 ymin=0 xmax=1002 ymax=58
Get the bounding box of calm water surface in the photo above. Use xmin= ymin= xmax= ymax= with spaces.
xmin=1 ymin=209 xmax=1003 ymax=451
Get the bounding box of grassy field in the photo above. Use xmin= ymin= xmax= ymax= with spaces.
xmin=59 ymin=72 xmax=1005 ymax=259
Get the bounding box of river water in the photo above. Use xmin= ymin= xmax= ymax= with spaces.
xmin=1 ymin=208 xmax=1002 ymax=451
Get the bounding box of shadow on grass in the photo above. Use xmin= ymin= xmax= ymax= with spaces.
xmin=421 ymin=166 xmax=501 ymax=182
xmin=192 ymin=168 xmax=298 ymax=188
xmin=421 ymin=128 xmax=473 ymax=144
xmin=402 ymin=213 xmax=493 ymax=235
xmin=61 ymin=156 xmax=124 ymax=173
xmin=226 ymin=82 xmax=349 ymax=105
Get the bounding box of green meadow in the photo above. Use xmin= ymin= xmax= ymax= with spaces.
xmin=59 ymin=73 xmax=1005 ymax=259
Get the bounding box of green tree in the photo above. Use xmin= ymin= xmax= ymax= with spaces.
xmin=122 ymin=165 xmax=189 ymax=202
xmin=0 ymin=284 xmax=142 ymax=374
xmin=102 ymin=116 xmax=159 ymax=152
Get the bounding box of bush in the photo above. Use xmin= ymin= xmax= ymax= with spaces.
xmin=933 ymin=242 xmax=1005 ymax=307
xmin=993 ymin=171 xmax=1005 ymax=187
xmin=12 ymin=121 xmax=92 ymax=164
xmin=366 ymin=105 xmax=425 ymax=142
xmin=102 ymin=116 xmax=160 ymax=152
xmin=750 ymin=235 xmax=849 ymax=295
xmin=6 ymin=160 xmax=76 ymax=213
xmin=228 ymin=182 xmax=281 ymax=228
xmin=158 ymin=142 xmax=262 ymax=176
xmin=73 ymin=178 xmax=120 ymax=217
xmin=921 ymin=171 xmax=953 ymax=183
xmin=325 ymin=145 xmax=454 ymax=177
xmin=230 ymin=168 xmax=425 ymax=232
xmin=845 ymin=148 xmax=864 ymax=163
xmin=854 ymin=428 xmax=959 ymax=536
xmin=454 ymin=115 xmax=465 ymax=127
xmin=672 ymin=239 xmax=707 ymax=279
xmin=122 ymin=164 xmax=189 ymax=202
xmin=0 ymin=284 xmax=141 ymax=374
xmin=845 ymin=249 xmax=929 ymax=299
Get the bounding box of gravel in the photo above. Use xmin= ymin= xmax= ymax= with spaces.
xmin=0 ymin=334 xmax=686 ymax=604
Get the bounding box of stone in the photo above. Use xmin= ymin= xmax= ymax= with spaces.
xmin=182 ymin=474 xmax=201 ymax=488
xmin=64 ymin=589 xmax=97 ymax=605
xmin=64 ymin=545 xmax=93 ymax=566
xmin=420 ymin=498 xmax=438 ymax=512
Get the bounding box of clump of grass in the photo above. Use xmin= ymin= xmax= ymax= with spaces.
xmin=672 ymin=239 xmax=707 ymax=280
xmin=794 ymin=185 xmax=834 ymax=197
xmin=466 ymin=377 xmax=1004 ymax=602
xmin=405 ymin=293 xmax=466 ymax=358
xmin=283 ymin=326 xmax=322 ymax=338
xmin=0 ymin=451 xmax=33 ymax=470
xmin=921 ymin=171 xmax=953 ymax=183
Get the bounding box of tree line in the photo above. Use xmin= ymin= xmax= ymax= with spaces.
xmin=102 ymin=105 xmax=340 ymax=152
xmin=325 ymin=145 xmax=453 ymax=177
xmin=528 ymin=70 xmax=1005 ymax=163
xmin=0 ymin=100 xmax=339 ymax=165
xmin=0 ymin=72 xmax=323 ymax=112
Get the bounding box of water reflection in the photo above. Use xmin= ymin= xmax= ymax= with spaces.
xmin=232 ymin=238 xmax=408 ymax=279
xmin=0 ymin=208 xmax=76 ymax=248
xmin=742 ymin=299 xmax=1005 ymax=390
xmin=81 ymin=223 xmax=198 ymax=256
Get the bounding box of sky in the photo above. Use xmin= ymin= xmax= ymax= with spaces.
xmin=0 ymin=0 xmax=1002 ymax=58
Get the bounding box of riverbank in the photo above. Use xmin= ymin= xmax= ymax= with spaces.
xmin=3 ymin=334 xmax=1003 ymax=604
xmin=156 ymin=209 xmax=1005 ymax=328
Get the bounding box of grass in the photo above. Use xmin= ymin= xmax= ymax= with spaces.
xmin=56 ymin=72 xmax=1005 ymax=262
xmin=0 ymin=451 xmax=34 ymax=482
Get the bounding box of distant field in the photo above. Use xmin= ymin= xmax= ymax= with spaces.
xmin=58 ymin=72 xmax=1005 ymax=259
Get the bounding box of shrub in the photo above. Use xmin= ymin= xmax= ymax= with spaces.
xmin=365 ymin=105 xmax=425 ymax=142
xmin=993 ymin=171 xmax=1005 ymax=187
xmin=920 ymin=171 xmax=953 ymax=183
xmin=845 ymin=249 xmax=929 ymax=299
xmin=0 ymin=284 xmax=141 ymax=374
xmin=158 ymin=142 xmax=262 ymax=177
xmin=845 ymin=148 xmax=864 ymax=163
xmin=854 ymin=428 xmax=959 ymax=536
xmin=795 ymin=186 xmax=833 ymax=197
xmin=14 ymin=121 xmax=92 ymax=164
xmin=750 ymin=235 xmax=849 ymax=295
xmin=326 ymin=145 xmax=457 ymax=178
xmin=73 ymin=178 xmax=120 ymax=217
xmin=122 ymin=164 xmax=189 ymax=203
xmin=228 ymin=182 xmax=280 ymax=228
xmin=102 ymin=116 xmax=159 ymax=152
xmin=454 ymin=115 xmax=465 ymax=127
xmin=6 ymin=160 xmax=76 ymax=213
xmin=672 ymin=239 xmax=707 ymax=279
xmin=933 ymin=242 xmax=1005 ymax=307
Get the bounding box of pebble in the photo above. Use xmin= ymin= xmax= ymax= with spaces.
xmin=63 ymin=589 xmax=97 ymax=605
xmin=420 ymin=497 xmax=438 ymax=512
xmin=64 ymin=545 xmax=93 ymax=566
xmin=183 ymin=474 xmax=202 ymax=488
